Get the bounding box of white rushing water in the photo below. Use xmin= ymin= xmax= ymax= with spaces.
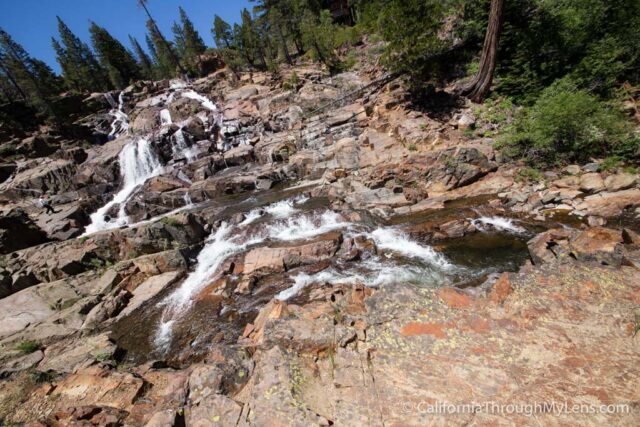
xmin=84 ymin=84 xmax=221 ymax=235
xmin=369 ymin=228 xmax=452 ymax=269
xmin=472 ymin=216 xmax=527 ymax=234
xmin=83 ymin=138 xmax=163 ymax=235
xmin=160 ymin=109 xmax=173 ymax=125
xmin=153 ymin=195 xmax=458 ymax=350
xmin=182 ymin=89 xmax=217 ymax=111
xmin=107 ymin=91 xmax=129 ymax=138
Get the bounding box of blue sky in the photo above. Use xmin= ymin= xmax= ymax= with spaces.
xmin=0 ymin=0 xmax=253 ymax=73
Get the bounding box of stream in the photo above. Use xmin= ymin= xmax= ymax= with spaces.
xmin=110 ymin=185 xmax=538 ymax=365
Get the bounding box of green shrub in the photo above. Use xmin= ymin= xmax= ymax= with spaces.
xmin=334 ymin=26 xmax=361 ymax=48
xmin=498 ymin=79 xmax=637 ymax=165
xmin=599 ymin=156 xmax=623 ymax=172
xmin=16 ymin=340 xmax=41 ymax=353
xmin=161 ymin=216 xmax=181 ymax=226
xmin=517 ymin=167 xmax=544 ymax=183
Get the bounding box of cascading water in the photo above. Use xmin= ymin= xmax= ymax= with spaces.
xmin=84 ymin=84 xmax=221 ymax=235
xmin=83 ymin=138 xmax=162 ymax=235
xmin=152 ymin=196 xmax=457 ymax=352
xmin=160 ymin=109 xmax=172 ymax=125
xmin=107 ymin=91 xmax=129 ymax=138
xmin=471 ymin=216 xmax=527 ymax=234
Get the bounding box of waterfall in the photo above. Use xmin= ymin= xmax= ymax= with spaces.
xmin=160 ymin=109 xmax=172 ymax=125
xmin=83 ymin=83 xmax=223 ymax=237
xmin=83 ymin=138 xmax=162 ymax=235
xmin=182 ymin=89 xmax=217 ymax=111
xmin=108 ymin=91 xmax=129 ymax=138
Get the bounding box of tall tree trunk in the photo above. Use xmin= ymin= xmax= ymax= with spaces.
xmin=463 ymin=0 xmax=504 ymax=102
xmin=139 ymin=0 xmax=186 ymax=76
xmin=276 ymin=24 xmax=292 ymax=65
xmin=0 ymin=61 xmax=27 ymax=100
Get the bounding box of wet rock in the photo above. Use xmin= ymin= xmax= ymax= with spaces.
xmin=604 ymin=173 xmax=637 ymax=192
xmin=579 ymin=172 xmax=605 ymax=193
xmin=182 ymin=116 xmax=206 ymax=140
xmin=168 ymin=97 xmax=203 ymax=123
xmin=242 ymin=231 xmax=342 ymax=276
xmin=130 ymin=107 xmax=160 ymax=134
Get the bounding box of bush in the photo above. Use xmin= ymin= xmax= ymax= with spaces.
xmin=498 ymin=79 xmax=637 ymax=165
xmin=16 ymin=340 xmax=41 ymax=353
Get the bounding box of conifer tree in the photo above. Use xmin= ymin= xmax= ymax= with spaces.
xmin=146 ymin=19 xmax=180 ymax=78
xmin=145 ymin=34 xmax=163 ymax=79
xmin=212 ymin=15 xmax=233 ymax=48
xmin=89 ymin=22 xmax=141 ymax=89
xmin=239 ymin=8 xmax=267 ymax=69
xmin=138 ymin=0 xmax=185 ymax=76
xmin=129 ymin=35 xmax=154 ymax=80
xmin=177 ymin=7 xmax=207 ymax=76
xmin=0 ymin=28 xmax=62 ymax=116
xmin=54 ymin=17 xmax=110 ymax=92
xmin=300 ymin=9 xmax=340 ymax=72
xmin=172 ymin=21 xmax=186 ymax=58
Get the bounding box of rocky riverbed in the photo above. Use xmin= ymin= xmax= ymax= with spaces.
xmin=1 ymin=61 xmax=639 ymax=426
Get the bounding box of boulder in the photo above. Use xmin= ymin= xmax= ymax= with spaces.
xmin=168 ymin=97 xmax=202 ymax=123
xmin=575 ymin=189 xmax=640 ymax=217
xmin=2 ymin=158 xmax=76 ymax=197
xmin=115 ymin=271 xmax=183 ymax=320
xmin=604 ymin=173 xmax=637 ymax=192
xmin=130 ymin=107 xmax=160 ymax=134
xmin=242 ymin=231 xmax=343 ymax=276
xmin=38 ymin=333 xmax=116 ymax=373
xmin=564 ymin=165 xmax=581 ymax=175
xmin=579 ymin=173 xmax=605 ymax=193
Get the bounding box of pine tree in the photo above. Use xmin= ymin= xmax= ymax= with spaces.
xmin=174 ymin=7 xmax=207 ymax=76
xmin=54 ymin=17 xmax=110 ymax=92
xmin=300 ymin=9 xmax=340 ymax=72
xmin=138 ymin=0 xmax=185 ymax=76
xmin=0 ymin=28 xmax=62 ymax=117
xmin=89 ymin=22 xmax=141 ymax=89
xmin=239 ymin=8 xmax=267 ymax=69
xmin=212 ymin=15 xmax=233 ymax=48
xmin=146 ymin=18 xmax=180 ymax=78
xmin=253 ymin=1 xmax=293 ymax=65
xmin=145 ymin=34 xmax=163 ymax=79
xmin=129 ymin=35 xmax=154 ymax=80
xmin=172 ymin=21 xmax=186 ymax=58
